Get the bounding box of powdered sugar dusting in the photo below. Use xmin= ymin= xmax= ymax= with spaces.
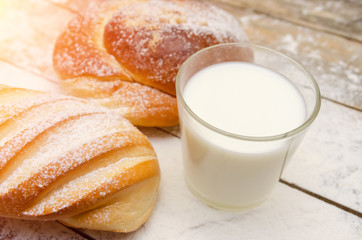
xmin=0 ymin=86 xmax=159 ymax=221
xmin=104 ymin=0 xmax=247 ymax=87
xmin=111 ymin=0 xmax=248 ymax=43
xmin=0 ymin=98 xmax=100 ymax=146
xmin=0 ymin=112 xmax=124 ymax=192
xmin=0 ymin=104 xmax=105 ymax=171
xmin=2 ymin=130 xmax=146 ymax=215
xmin=53 ymin=31 xmax=123 ymax=78
xmin=0 ymin=93 xmax=79 ymax=125
xmin=73 ymin=78 xmax=178 ymax=126
xmin=26 ymin=156 xmax=153 ymax=216
xmin=0 ymin=88 xmax=38 ymax=105
xmin=106 ymin=81 xmax=176 ymax=113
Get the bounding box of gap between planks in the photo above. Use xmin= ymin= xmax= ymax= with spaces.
xmin=0 ymin=57 xmax=59 ymax=85
xmin=208 ymin=0 xmax=362 ymax=43
xmin=58 ymin=221 xmax=97 ymax=240
xmin=44 ymin=0 xmax=79 ymax=14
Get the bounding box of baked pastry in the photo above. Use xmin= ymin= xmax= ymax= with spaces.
xmin=0 ymin=85 xmax=160 ymax=232
xmin=53 ymin=0 xmax=248 ymax=127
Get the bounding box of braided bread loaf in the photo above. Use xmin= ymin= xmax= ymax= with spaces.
xmin=0 ymin=85 xmax=160 ymax=232
xmin=53 ymin=0 xmax=248 ymax=127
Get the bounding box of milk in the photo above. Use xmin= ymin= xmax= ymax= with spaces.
xmin=180 ymin=62 xmax=307 ymax=210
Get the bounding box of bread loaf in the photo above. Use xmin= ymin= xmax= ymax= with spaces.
xmin=53 ymin=0 xmax=248 ymax=127
xmin=0 ymin=85 xmax=160 ymax=232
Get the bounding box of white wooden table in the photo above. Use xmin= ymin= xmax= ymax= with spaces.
xmin=0 ymin=0 xmax=361 ymax=239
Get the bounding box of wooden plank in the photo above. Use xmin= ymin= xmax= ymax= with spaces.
xmin=0 ymin=217 xmax=86 ymax=240
xmin=206 ymin=0 xmax=362 ymax=110
xmin=46 ymin=0 xmax=104 ymax=12
xmin=0 ymin=60 xmax=61 ymax=92
xmin=0 ymin=0 xmax=75 ymax=81
xmin=212 ymin=0 xmax=362 ymax=42
xmin=283 ymin=99 xmax=362 ymax=213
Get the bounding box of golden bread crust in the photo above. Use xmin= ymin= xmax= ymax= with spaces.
xmin=0 ymin=85 xmax=160 ymax=232
xmin=53 ymin=0 xmax=248 ymax=126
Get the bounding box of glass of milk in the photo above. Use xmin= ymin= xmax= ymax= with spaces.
xmin=176 ymin=43 xmax=321 ymax=211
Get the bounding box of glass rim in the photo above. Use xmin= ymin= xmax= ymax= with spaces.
xmin=176 ymin=42 xmax=321 ymax=142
